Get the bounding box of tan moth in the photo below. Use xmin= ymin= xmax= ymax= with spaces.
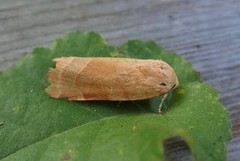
xmin=46 ymin=57 xmax=179 ymax=113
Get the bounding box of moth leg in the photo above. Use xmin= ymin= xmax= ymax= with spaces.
xmin=158 ymin=93 xmax=168 ymax=114
xmin=131 ymin=101 xmax=146 ymax=112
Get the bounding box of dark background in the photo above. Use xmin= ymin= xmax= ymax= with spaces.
xmin=0 ymin=0 xmax=239 ymax=160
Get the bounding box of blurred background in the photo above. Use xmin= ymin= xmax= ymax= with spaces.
xmin=0 ymin=0 xmax=239 ymax=160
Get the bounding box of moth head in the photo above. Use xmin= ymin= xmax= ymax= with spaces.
xmin=159 ymin=79 xmax=178 ymax=92
xmin=158 ymin=65 xmax=179 ymax=94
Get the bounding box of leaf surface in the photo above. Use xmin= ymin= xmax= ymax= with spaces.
xmin=0 ymin=31 xmax=231 ymax=161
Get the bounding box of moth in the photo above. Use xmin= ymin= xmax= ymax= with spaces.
xmin=46 ymin=57 xmax=179 ymax=113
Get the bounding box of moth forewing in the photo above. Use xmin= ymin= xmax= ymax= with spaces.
xmin=46 ymin=57 xmax=179 ymax=113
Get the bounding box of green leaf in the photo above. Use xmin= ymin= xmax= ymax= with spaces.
xmin=0 ymin=31 xmax=231 ymax=161
xmin=119 ymin=40 xmax=200 ymax=85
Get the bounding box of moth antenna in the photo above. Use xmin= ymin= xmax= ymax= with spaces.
xmin=158 ymin=93 xmax=168 ymax=114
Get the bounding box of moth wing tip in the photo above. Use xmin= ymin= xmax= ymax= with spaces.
xmin=53 ymin=57 xmax=70 ymax=62
xmin=45 ymin=86 xmax=63 ymax=99
xmin=53 ymin=58 xmax=61 ymax=62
